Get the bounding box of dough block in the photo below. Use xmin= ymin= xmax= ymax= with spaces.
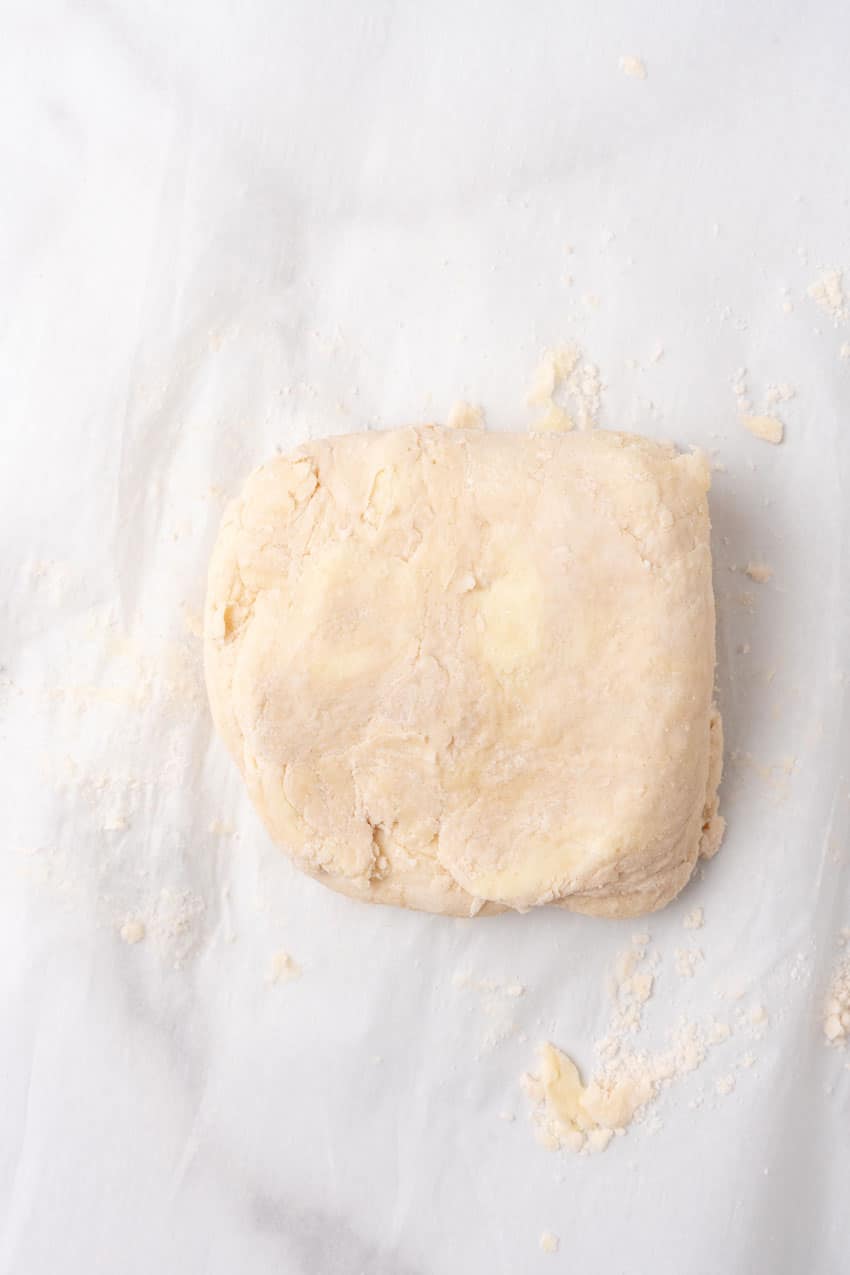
xmin=205 ymin=427 xmax=723 ymax=918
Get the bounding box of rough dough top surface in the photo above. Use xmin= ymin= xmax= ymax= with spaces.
xmin=204 ymin=426 xmax=723 ymax=918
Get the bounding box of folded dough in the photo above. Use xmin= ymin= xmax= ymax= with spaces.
xmin=204 ymin=426 xmax=723 ymax=918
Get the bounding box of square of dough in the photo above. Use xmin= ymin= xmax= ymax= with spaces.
xmin=204 ymin=427 xmax=723 ymax=918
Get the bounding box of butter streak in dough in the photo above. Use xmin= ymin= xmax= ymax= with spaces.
xmin=204 ymin=426 xmax=723 ymax=918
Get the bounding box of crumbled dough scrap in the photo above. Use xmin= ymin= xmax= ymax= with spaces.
xmin=119 ymin=918 xmax=146 ymax=945
xmin=807 ymin=269 xmax=848 ymax=324
xmin=675 ymin=947 xmax=704 ymax=978
xmin=532 ymin=403 xmax=574 ymax=433
xmin=840 ymin=342 xmax=850 ymax=361
xmin=524 ymin=1044 xmax=654 ymax=1153
xmin=526 ymin=345 xmax=579 ymax=404
xmin=521 ymin=935 xmax=742 ymax=1154
xmin=524 ymin=1014 xmax=719 ymax=1155
xmin=683 ymin=906 xmax=704 ymax=930
xmin=715 ymin=1074 xmax=736 ymax=1096
xmin=619 ymin=55 xmax=648 ymax=79
xmin=742 ymin=414 xmax=784 ymax=445
xmin=735 ymin=371 xmax=793 ymax=444
xmin=540 ymin=1232 xmax=560 ymax=1255
xmin=527 ymin=351 xmax=558 ymax=405
xmin=526 ymin=344 xmax=602 ymax=430
xmin=824 ymin=954 xmax=850 ymax=1045
xmin=269 ymin=950 xmax=301 ymax=984
xmin=553 ymin=345 xmax=581 ymax=380
xmin=766 ymin=383 xmax=796 ymax=406
xmin=631 ymin=972 xmax=654 ymax=1004
xmin=745 ymin=562 xmax=773 ymax=584
xmin=446 ymin=400 xmax=485 ymax=431
xmin=205 ymin=427 xmax=722 ymax=919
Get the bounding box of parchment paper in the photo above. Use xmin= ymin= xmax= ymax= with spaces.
xmin=2 ymin=2 xmax=850 ymax=1272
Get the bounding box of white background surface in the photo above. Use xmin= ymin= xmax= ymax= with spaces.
xmin=2 ymin=2 xmax=850 ymax=1272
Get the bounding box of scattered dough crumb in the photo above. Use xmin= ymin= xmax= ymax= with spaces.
xmin=523 ymin=1043 xmax=654 ymax=1154
xmin=709 ymin=1020 xmax=731 ymax=1045
xmin=744 ymin=562 xmax=774 ymax=584
xmin=631 ymin=972 xmax=654 ymax=1004
xmin=269 ymin=950 xmax=301 ymax=984
xmin=766 ymin=383 xmax=796 ymax=407
xmin=715 ymin=1074 xmax=736 ymax=1096
xmin=619 ymin=54 xmax=647 ymax=79
xmin=807 ymin=269 xmax=848 ymax=324
xmin=675 ymin=947 xmax=704 ymax=979
xmin=742 ymin=414 xmax=783 ymax=445
xmin=540 ymin=1232 xmax=560 ymax=1255
xmin=683 ymin=907 xmax=704 ymax=930
xmin=840 ymin=342 xmax=850 ymax=361
xmin=527 ymin=352 xmax=557 ymax=405
xmin=119 ymin=918 xmax=146 ymax=945
xmin=453 ymin=972 xmax=525 ymax=1051
xmin=824 ymin=951 xmax=850 ymax=1045
xmin=521 ymin=935 xmax=752 ymax=1154
xmin=526 ymin=344 xmax=602 ymax=430
xmin=532 ymin=403 xmax=574 ymax=434
xmin=446 ymin=400 xmax=485 ymax=431
xmin=749 ymin=1004 xmax=769 ymax=1027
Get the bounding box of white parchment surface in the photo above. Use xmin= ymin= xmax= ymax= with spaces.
xmin=2 ymin=2 xmax=850 ymax=1272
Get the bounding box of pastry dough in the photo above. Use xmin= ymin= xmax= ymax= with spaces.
xmin=204 ymin=426 xmax=723 ymax=918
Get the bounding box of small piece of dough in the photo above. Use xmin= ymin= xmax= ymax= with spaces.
xmin=205 ymin=426 xmax=723 ymax=918
xmin=741 ymin=414 xmax=783 ymax=445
